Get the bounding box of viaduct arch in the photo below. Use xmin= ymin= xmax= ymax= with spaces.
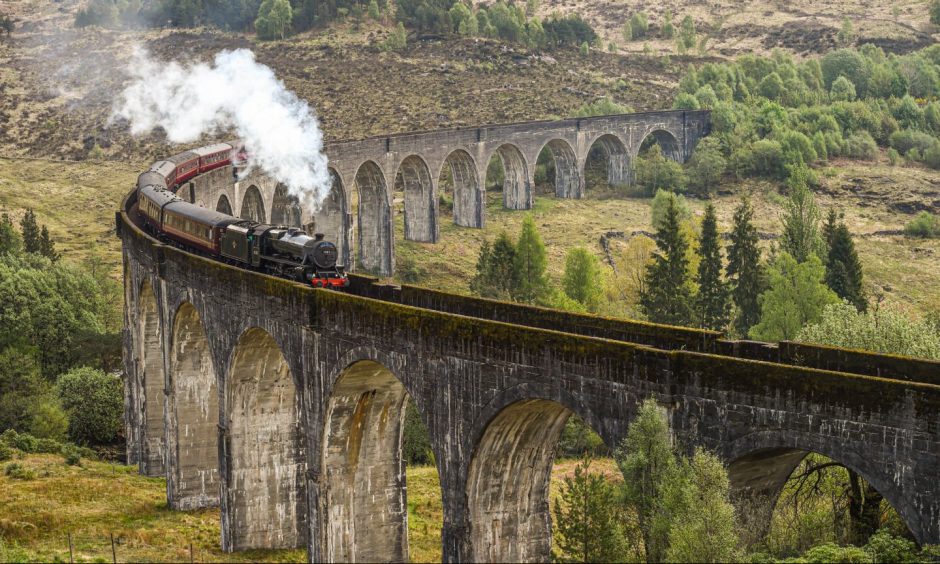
xmin=120 ymin=115 xmax=940 ymax=561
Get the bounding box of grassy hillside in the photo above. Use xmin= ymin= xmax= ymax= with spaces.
xmin=0 ymin=454 xmax=618 ymax=563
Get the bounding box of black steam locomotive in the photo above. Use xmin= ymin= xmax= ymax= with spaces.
xmin=134 ymin=143 xmax=348 ymax=288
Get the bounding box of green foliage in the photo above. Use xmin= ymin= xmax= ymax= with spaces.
xmin=557 ymin=416 xmax=606 ymax=458
xmin=673 ymin=92 xmax=702 ymax=111
xmin=640 ymin=197 xmax=694 ymax=326
xmin=825 ymin=223 xmax=865 ymax=311
xmin=512 ymin=216 xmax=549 ymax=303
xmin=750 ymin=253 xmax=839 ymax=341
xmin=629 ymin=11 xmax=648 ymax=38
xmin=0 ymin=13 xmax=14 ymax=35
xmin=571 ymin=97 xmax=631 ymax=117
xmin=798 ymin=302 xmax=940 ymax=359
xmin=636 ymin=145 xmax=686 ymax=195
xmin=542 ymin=15 xmax=596 ymax=48
xmin=402 ymin=398 xmax=434 ymax=465
xmin=622 ymin=20 xmax=633 ymax=42
xmin=0 ymin=213 xmax=21 ymax=255
xmin=661 ymin=10 xmax=674 ymax=39
xmin=20 ymin=209 xmax=40 ymax=255
xmin=830 ymin=76 xmax=857 ymax=102
xmin=686 ymin=140 xmax=726 ymax=196
xmin=562 ymin=247 xmax=603 ymax=312
xmin=932 ymin=0 xmax=940 ymax=25
xmin=29 ymin=399 xmax=69 ymax=442
xmin=381 ymin=22 xmax=408 ymax=51
xmin=726 ymin=197 xmax=767 ymax=336
xmin=887 ymin=147 xmax=900 ymax=165
xmin=844 ymin=131 xmax=878 ymax=160
xmin=780 ymin=173 xmax=823 ymax=263
xmin=470 ymin=232 xmax=518 ymax=299
xmin=797 ymin=543 xmax=871 ymax=563
xmin=650 ymin=189 xmax=691 ymax=231
xmin=4 ymin=462 xmax=34 ymax=481
xmin=367 ymin=0 xmax=380 ymax=19
xmin=889 ymin=129 xmax=935 ymax=156
xmin=553 ymin=457 xmax=629 ymax=563
xmin=38 ymin=226 xmax=58 ymax=263
xmin=396 ymin=0 xmax=455 ymax=33
xmin=579 ymin=41 xmax=589 ymax=56
xmin=56 ymin=367 xmax=123 ymax=446
xmin=695 ymin=204 xmax=730 ymax=331
xmin=0 ymin=444 xmax=10 ymax=462
xmin=837 ymin=17 xmax=855 ymax=47
xmin=0 ymin=348 xmax=47 ymax=434
xmin=254 ymin=0 xmax=291 ymax=39
xmin=904 ymin=211 xmax=940 ymax=238
xmin=63 ymin=446 xmax=81 ymax=466
xmin=677 ymin=15 xmax=696 ymax=53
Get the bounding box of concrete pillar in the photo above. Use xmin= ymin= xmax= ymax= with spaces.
xmin=399 ymin=155 xmax=437 ymax=243
xmin=497 ymin=145 xmax=532 ymax=210
xmin=446 ymin=150 xmax=484 ymax=229
xmin=354 ymin=162 xmax=394 ymax=276
xmin=139 ymin=281 xmax=166 ymax=477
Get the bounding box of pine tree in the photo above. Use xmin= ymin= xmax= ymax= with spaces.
xmin=470 ymin=232 xmax=517 ymax=300
xmin=563 ymin=247 xmax=603 ymax=312
xmin=695 ymin=204 xmax=730 ymax=330
xmin=822 ymin=208 xmax=839 ymax=252
xmin=726 ymin=197 xmax=766 ymax=336
xmin=20 ymin=209 xmax=40 ymax=255
xmin=0 ymin=212 xmax=22 ymax=255
xmin=825 ymin=224 xmax=865 ymax=311
xmin=639 ymin=198 xmax=693 ymax=326
xmin=513 ymin=216 xmax=549 ymax=303
xmin=780 ymin=172 xmax=823 ymax=263
xmin=552 ymin=456 xmax=629 ymax=563
xmin=38 ymin=225 xmax=59 ymax=263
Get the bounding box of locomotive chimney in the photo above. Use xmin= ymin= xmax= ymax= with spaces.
xmin=314 ymin=233 xmax=324 ymax=241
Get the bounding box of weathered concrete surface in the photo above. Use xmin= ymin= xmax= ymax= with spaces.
xmin=121 ymin=186 xmax=940 ymax=561
xmin=185 ymin=111 xmax=710 ymax=276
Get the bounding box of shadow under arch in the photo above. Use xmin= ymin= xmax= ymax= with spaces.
xmin=318 ymin=357 xmax=441 ymax=563
xmin=353 ymin=161 xmax=393 ymax=276
xmin=216 ymin=194 xmax=233 ymax=216
xmin=726 ymin=431 xmax=925 ymax=546
xmin=438 ymin=149 xmax=483 ymax=228
xmin=536 ymin=138 xmax=582 ymax=199
xmin=636 ymin=129 xmax=683 ymax=163
xmin=222 ymin=327 xmax=305 ymax=551
xmin=271 ymin=183 xmax=302 ymax=227
xmin=168 ymin=301 xmax=219 ymax=510
xmin=395 ymin=154 xmax=436 ymax=242
xmin=465 ymin=388 xmax=607 ymax=563
xmin=584 ymin=133 xmax=630 ymax=189
xmin=138 ymin=280 xmax=166 ymax=477
xmin=486 ymin=144 xmax=531 ymax=210
xmin=308 ymin=168 xmax=349 ymax=269
xmin=240 ymin=185 xmax=266 ymax=223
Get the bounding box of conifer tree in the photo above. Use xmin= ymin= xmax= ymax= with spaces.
xmin=825 ymin=224 xmax=865 ymax=311
xmin=0 ymin=212 xmax=22 ymax=255
xmin=695 ymin=203 xmax=730 ymax=330
xmin=20 ymin=209 xmax=40 ymax=255
xmin=780 ymin=171 xmax=823 ymax=263
xmin=822 ymin=208 xmax=839 ymax=252
xmin=726 ymin=197 xmax=766 ymax=336
xmin=470 ymin=232 xmax=517 ymax=300
xmin=512 ymin=215 xmax=549 ymax=303
xmin=552 ymin=456 xmax=629 ymax=562
xmin=39 ymin=225 xmax=59 ymax=263
xmin=639 ymin=198 xmax=693 ymax=326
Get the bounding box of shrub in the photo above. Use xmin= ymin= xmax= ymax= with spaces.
xmin=56 ymin=367 xmax=123 ymax=446
xmin=889 ymin=129 xmax=936 ymax=155
xmin=12 ymin=433 xmax=37 ymax=453
xmin=29 ymin=399 xmax=69 ymax=442
xmin=844 ymin=130 xmax=878 ymax=160
xmin=887 ymin=147 xmax=900 ymax=165
xmin=0 ymin=444 xmax=11 ymax=462
xmin=34 ymin=438 xmax=63 ymax=454
xmin=904 ymin=211 xmax=940 ymax=238
xmin=4 ymin=462 xmax=34 ymax=480
xmin=63 ymin=446 xmax=81 ymax=466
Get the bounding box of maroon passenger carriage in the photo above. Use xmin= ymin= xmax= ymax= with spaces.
xmin=133 ymin=142 xmax=349 ymax=289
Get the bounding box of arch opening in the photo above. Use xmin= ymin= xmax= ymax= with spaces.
xmin=354 ymin=161 xmax=393 ymax=276
xmin=535 ymin=139 xmax=582 ymax=199
xmin=468 ymin=399 xmax=607 ymax=562
xmin=307 ymin=169 xmax=349 ymax=268
xmin=395 ymin=155 xmax=436 ymax=242
xmin=240 ymin=185 xmax=266 ymax=223
xmin=138 ymin=281 xmax=165 ymax=477
xmin=169 ymin=302 xmax=219 ymax=510
xmin=271 ymin=183 xmax=303 ymax=228
xmin=583 ymin=134 xmax=630 ymax=192
xmin=638 ymin=130 xmax=682 ymax=163
xmin=216 ymin=194 xmax=233 ymax=216
xmin=729 ymin=447 xmax=919 ymax=555
xmin=438 ymin=150 xmax=483 ymax=228
xmin=319 ymin=360 xmax=442 ymax=562
xmin=223 ymin=328 xmax=304 ymax=551
xmin=486 ymin=144 xmax=531 ymax=210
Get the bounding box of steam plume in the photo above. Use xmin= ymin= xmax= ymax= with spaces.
xmin=113 ymin=48 xmax=330 ymax=208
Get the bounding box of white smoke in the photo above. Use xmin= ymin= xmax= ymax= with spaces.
xmin=112 ymin=47 xmax=330 ymax=208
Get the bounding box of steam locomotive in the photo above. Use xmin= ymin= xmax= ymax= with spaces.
xmin=134 ymin=142 xmax=348 ymax=288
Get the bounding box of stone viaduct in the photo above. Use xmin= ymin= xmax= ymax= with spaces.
xmin=121 ymin=116 xmax=940 ymax=562
xmin=186 ymin=110 xmax=709 ymax=277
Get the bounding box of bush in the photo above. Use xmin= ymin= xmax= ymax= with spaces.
xmin=844 ymin=130 xmax=878 ymax=160
xmin=889 ymin=129 xmax=936 ymax=155
xmin=13 ymin=433 xmax=37 ymax=453
xmin=4 ymin=462 xmax=34 ymax=480
xmin=34 ymin=438 xmax=63 ymax=454
xmin=63 ymin=446 xmax=81 ymax=466
xmin=635 ymin=145 xmax=686 ymax=194
xmin=887 ymin=147 xmax=900 ymax=165
xmin=29 ymin=399 xmax=69 ymax=442
xmin=0 ymin=444 xmax=11 ymax=462
xmin=904 ymin=211 xmax=940 ymax=238
xmin=56 ymin=367 xmax=123 ymax=446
